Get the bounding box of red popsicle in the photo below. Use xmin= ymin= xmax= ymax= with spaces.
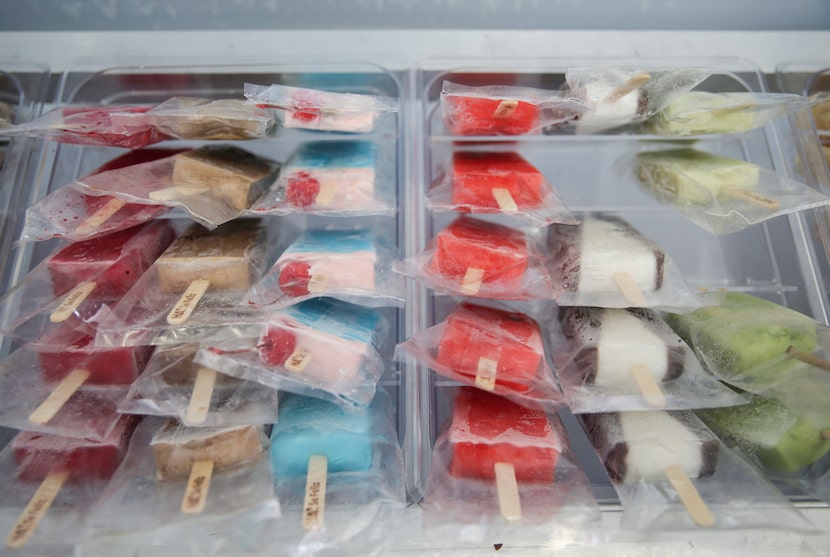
xmin=448 ymin=388 xmax=560 ymax=483
xmin=436 ymin=303 xmax=544 ymax=392
xmin=57 ymin=105 xmax=169 ymax=148
xmin=443 ymin=94 xmax=538 ymax=136
xmin=451 ymin=151 xmax=545 ymax=211
xmin=429 ymin=217 xmax=529 ymax=294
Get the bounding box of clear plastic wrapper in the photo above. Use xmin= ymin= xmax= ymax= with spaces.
xmin=140 ymin=97 xmax=277 ymax=140
xmin=643 ymin=92 xmax=806 ymax=136
xmin=547 ymin=213 xmax=710 ymax=311
xmin=93 ymin=219 xmax=272 ymax=348
xmin=0 ymin=346 xmax=132 ymax=441
xmin=20 ymin=148 xmax=185 ymax=243
xmin=811 ymin=93 xmax=830 ymax=135
xmin=633 ymin=147 xmax=830 ymax=235
xmin=244 ymin=82 xmax=398 ymax=133
xmin=83 ymin=418 xmax=278 ymax=541
xmin=394 ymin=216 xmax=552 ymax=301
xmin=0 ymin=104 xmax=168 ymax=148
xmin=246 ymin=140 xmax=396 ymax=217
xmin=396 ymin=302 xmax=565 ymax=411
xmin=421 ymin=388 xmax=599 ymax=543
xmin=0 ymin=220 xmax=177 ymax=343
xmin=72 ymin=145 xmax=279 ymax=229
xmin=0 ymin=416 xmax=138 ymax=553
xmin=552 ymin=306 xmax=747 ymax=413
xmin=246 ymin=227 xmax=405 ymax=309
xmin=265 ymin=391 xmax=405 ymax=555
xmin=426 ymin=150 xmax=578 ymax=227
xmin=548 ymin=67 xmax=711 ymax=134
xmin=665 ymin=292 xmax=830 ymax=429
xmin=195 ymin=298 xmax=388 ymax=410
xmin=120 ymin=344 xmax=280 ymax=428
xmin=440 ymin=81 xmax=587 ymax=136
xmin=582 ymin=410 xmax=815 ymax=531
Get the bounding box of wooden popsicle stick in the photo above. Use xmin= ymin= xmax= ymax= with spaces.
xmin=148 ymin=185 xmax=210 ymax=202
xmin=629 ymin=364 xmax=667 ymax=408
xmin=494 ymin=462 xmax=522 ymax=523
xmin=460 ymin=267 xmax=485 ymax=295
xmin=307 ymin=273 xmax=328 ymax=293
xmin=28 ymin=368 xmax=91 ymax=425
xmin=285 ymin=348 xmax=313 ymax=373
xmin=492 ymin=100 xmax=519 ymax=119
xmin=721 ymin=188 xmax=781 ymax=210
xmin=492 ymin=188 xmax=519 ymax=212
xmin=302 ymin=455 xmax=328 ymax=530
xmin=167 ymin=279 xmax=211 ymax=325
xmin=821 ymin=429 xmax=830 ymax=441
xmin=181 ymin=459 xmax=215 ymax=514
xmin=315 ymin=183 xmax=337 ymax=205
xmin=612 ymin=272 xmax=647 ymax=306
xmin=50 ymin=281 xmax=97 ymax=323
xmin=663 ymin=465 xmax=715 ymax=528
xmin=6 ymin=469 xmax=71 ymax=549
xmin=76 ymin=198 xmax=127 ymax=236
xmin=475 ymin=357 xmax=498 ymax=391
xmin=604 ymin=73 xmax=651 ymax=104
xmin=185 ymin=367 xmax=218 ymax=425
xmin=786 ymin=345 xmax=830 ymax=372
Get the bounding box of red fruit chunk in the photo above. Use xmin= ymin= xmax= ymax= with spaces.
xmin=436 ymin=303 xmax=543 ymax=392
xmin=278 ymin=261 xmax=312 ymax=297
xmin=444 ymin=96 xmax=538 ymax=136
xmin=286 ymin=171 xmax=321 ymax=207
xmin=448 ymin=388 xmax=559 ymax=483
xmin=451 ymin=151 xmax=544 ymax=209
xmin=259 ymin=326 xmax=298 ymax=366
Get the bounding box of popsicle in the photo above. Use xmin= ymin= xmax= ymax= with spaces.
xmin=270 ymin=393 xmax=373 ymax=529
xmin=145 ymin=97 xmax=276 ymax=140
xmin=571 ymin=72 xmax=650 ymax=134
xmin=167 ymin=146 xmax=275 ymax=211
xmin=441 ymin=84 xmax=539 ymax=135
xmin=274 ymin=229 xmax=377 ymax=298
xmin=584 ymin=410 xmax=717 ymax=526
xmin=450 ymin=151 xmax=545 ymax=212
xmin=430 ymin=217 xmax=530 ymax=295
xmin=436 ymin=303 xmax=544 ymax=392
xmin=258 ymin=298 xmax=383 ymax=387
xmin=548 ymin=215 xmax=665 ymax=306
xmin=636 ymin=148 xmax=777 ymax=209
xmin=54 ymin=104 xmax=167 ymax=148
xmin=697 ymin=393 xmax=830 ymax=474
xmin=448 ymin=388 xmax=561 ymax=521
xmin=151 ymin=419 xmax=265 ymax=514
xmin=155 ymin=219 xmax=265 ymax=325
xmin=664 ymin=292 xmax=821 ymax=384
xmin=6 ymin=415 xmax=138 ymax=548
xmin=649 ymin=92 xmax=760 ymax=136
xmin=278 ymin=141 xmax=376 ymax=210
xmin=559 ymin=307 xmax=687 ymax=406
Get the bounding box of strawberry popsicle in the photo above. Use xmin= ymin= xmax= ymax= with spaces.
xmin=441 ymin=83 xmax=539 ymax=136
xmin=451 ymin=151 xmax=545 ymax=211
xmin=50 ymin=105 xmax=166 ymax=148
xmin=436 ymin=303 xmax=545 ymax=392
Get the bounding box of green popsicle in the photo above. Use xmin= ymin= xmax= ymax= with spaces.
xmin=648 ymin=92 xmax=759 ymax=136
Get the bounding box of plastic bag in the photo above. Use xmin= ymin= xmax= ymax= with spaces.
xmin=547 ymin=213 xmax=711 ymax=311
xmin=83 ymin=418 xmax=278 ymax=540
xmin=643 ymin=92 xmax=806 ymax=136
xmin=426 ymin=150 xmax=578 ymax=227
xmin=20 ymin=148 xmax=184 ymax=243
xmin=421 ymin=388 xmax=599 ymax=543
xmin=632 ymin=147 xmax=830 ymax=235
xmin=394 ymin=216 xmax=552 ymax=301
xmin=0 ymin=104 xmax=168 ymax=148
xmin=246 ymin=140 xmax=396 ymax=217
xmin=120 ymin=344 xmax=280 ymax=428
xmin=246 ymin=227 xmax=405 ymax=310
xmin=551 ymin=306 xmax=748 ymax=413
xmin=244 ymin=82 xmax=398 ymax=133
xmin=264 ymin=391 xmax=405 ymax=555
xmin=73 ymin=145 xmax=279 ymax=229
xmin=548 ymin=67 xmax=711 ymax=134
xmin=0 ymin=416 xmax=139 ymax=553
xmin=93 ymin=219 xmax=272 ymax=348
xmin=0 ymin=220 xmax=177 ymax=343
xmin=141 ymin=97 xmax=277 ymax=140
xmin=582 ymin=410 xmax=816 ymax=531
xmin=195 ymin=298 xmax=389 ymax=411
xmin=396 ymin=302 xmax=565 ymax=411
xmin=440 ymin=81 xmax=588 ymax=136
xmin=0 ymin=346 xmax=133 ymax=441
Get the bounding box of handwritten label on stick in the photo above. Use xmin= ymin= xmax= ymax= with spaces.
xmin=50 ymin=281 xmax=97 ymax=323
xmin=29 ymin=368 xmax=91 ymax=425
xmin=6 ymin=470 xmax=70 ymax=548
xmin=302 ymin=455 xmax=328 ymax=531
xmin=181 ymin=459 xmax=215 ymax=515
xmin=285 ymin=349 xmax=312 ymax=373
xmin=167 ymin=279 xmax=211 ymax=325
xmin=493 ymin=100 xmax=519 ymax=119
